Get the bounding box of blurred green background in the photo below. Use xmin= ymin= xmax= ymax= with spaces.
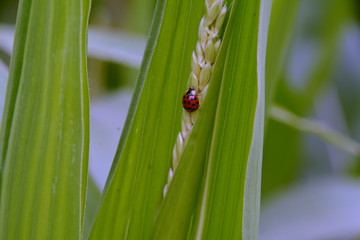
xmin=1 ymin=0 xmax=360 ymax=239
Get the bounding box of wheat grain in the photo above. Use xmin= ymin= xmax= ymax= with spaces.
xmin=164 ymin=0 xmax=227 ymax=196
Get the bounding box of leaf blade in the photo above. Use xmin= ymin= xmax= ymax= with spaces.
xmin=193 ymin=0 xmax=271 ymax=238
xmin=0 ymin=0 xmax=90 ymax=238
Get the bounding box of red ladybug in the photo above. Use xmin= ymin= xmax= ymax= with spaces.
xmin=182 ymin=87 xmax=200 ymax=112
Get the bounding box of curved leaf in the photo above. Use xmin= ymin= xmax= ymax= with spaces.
xmin=0 ymin=0 xmax=90 ymax=238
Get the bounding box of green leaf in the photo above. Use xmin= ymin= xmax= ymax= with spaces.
xmin=89 ymin=0 xmax=204 ymax=238
xmin=0 ymin=0 xmax=90 ymax=238
xmin=262 ymin=118 xmax=301 ymax=197
xmin=265 ymin=0 xmax=299 ymax=115
xmin=261 ymin=0 xmax=300 ymax=198
xmin=83 ymin=175 xmax=101 ymax=240
xmin=0 ymin=60 xmax=8 ymax=119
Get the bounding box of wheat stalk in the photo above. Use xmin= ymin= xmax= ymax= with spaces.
xmin=164 ymin=0 xmax=227 ymax=196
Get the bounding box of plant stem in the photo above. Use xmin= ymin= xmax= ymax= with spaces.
xmin=270 ymin=105 xmax=360 ymax=157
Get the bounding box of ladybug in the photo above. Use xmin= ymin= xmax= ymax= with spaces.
xmin=182 ymin=87 xmax=200 ymax=112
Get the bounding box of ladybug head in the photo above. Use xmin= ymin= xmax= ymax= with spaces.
xmin=187 ymin=86 xmax=196 ymax=95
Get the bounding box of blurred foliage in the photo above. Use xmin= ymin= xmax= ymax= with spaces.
xmin=354 ymin=0 xmax=360 ymax=23
xmin=276 ymin=0 xmax=352 ymax=115
xmin=0 ymin=0 xmax=154 ymax=94
xmin=262 ymin=0 xmax=360 ymax=198
xmin=88 ymin=0 xmax=156 ymax=94
xmin=0 ymin=0 xmax=17 ymax=24
xmin=262 ymin=120 xmax=301 ymax=196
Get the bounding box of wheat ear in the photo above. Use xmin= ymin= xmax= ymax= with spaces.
xmin=163 ymin=0 xmax=227 ymax=196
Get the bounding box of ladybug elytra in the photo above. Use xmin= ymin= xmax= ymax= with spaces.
xmin=182 ymin=87 xmax=199 ymax=112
